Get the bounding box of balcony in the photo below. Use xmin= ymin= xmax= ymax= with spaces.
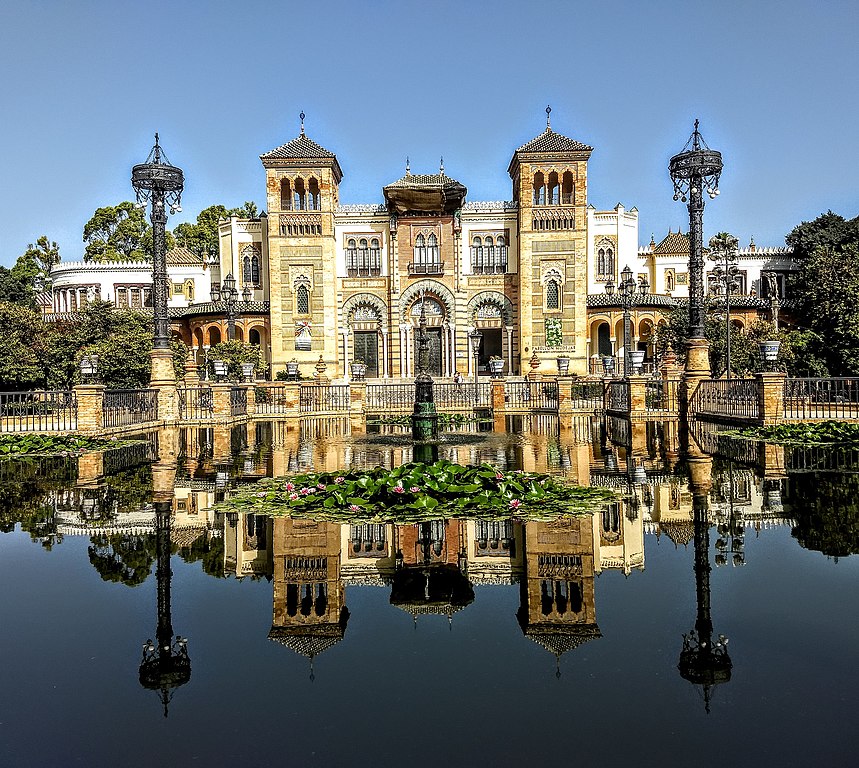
xmin=346 ymin=266 xmax=382 ymax=278
xmin=408 ymin=261 xmax=445 ymax=276
xmin=471 ymin=263 xmax=508 ymax=275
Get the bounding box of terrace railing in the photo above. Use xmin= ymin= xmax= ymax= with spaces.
xmin=505 ymin=381 xmax=559 ymax=411
xmin=177 ymin=387 xmax=214 ymax=420
xmin=253 ymin=384 xmax=291 ymax=415
xmin=0 ymin=390 xmax=77 ymax=432
xmin=434 ymin=382 xmax=491 ymax=409
xmin=607 ymin=381 xmax=630 ymax=412
xmin=569 ymin=381 xmax=604 ymax=411
xmin=366 ymin=384 xmax=413 ymax=412
xmin=646 ymin=378 xmax=681 ymax=413
xmin=102 ymin=389 xmax=158 ymax=428
xmin=300 ymin=384 xmax=350 ymax=413
xmin=690 ymin=379 xmax=759 ymax=420
xmin=230 ymin=387 xmax=248 ymax=417
xmin=783 ymin=377 xmax=859 ymax=420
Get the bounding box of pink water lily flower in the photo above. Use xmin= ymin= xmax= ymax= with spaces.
xmin=392 ymin=485 xmax=405 ymax=494
xmin=349 ymin=504 xmax=361 ymax=512
xmin=410 ymin=486 xmax=421 ymax=493
xmin=285 ymin=482 xmax=295 ymax=491
xmin=317 ymin=483 xmax=326 ymax=490
xmin=300 ymin=487 xmax=313 ymax=495
xmin=288 ymin=492 xmax=299 ymax=500
xmin=495 ymin=472 xmax=504 ymax=480
xmin=335 ymin=476 xmax=345 ymax=484
xmin=509 ymin=499 xmax=522 ymax=509
xmin=256 ymin=491 xmax=267 ymax=498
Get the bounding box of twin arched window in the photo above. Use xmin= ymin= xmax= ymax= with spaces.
xmin=241 ymin=245 xmax=261 ymax=287
xmin=346 ymin=237 xmax=381 ymax=276
xmin=414 ymin=233 xmax=440 ymax=269
xmin=596 ymin=243 xmax=615 ymax=279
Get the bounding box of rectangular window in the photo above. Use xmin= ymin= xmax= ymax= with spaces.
xmin=130 ymin=290 xmax=142 ymax=308
xmin=116 ymin=288 xmax=128 ymax=308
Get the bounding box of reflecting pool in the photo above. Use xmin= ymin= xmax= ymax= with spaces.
xmin=1 ymin=416 xmax=857 ymax=767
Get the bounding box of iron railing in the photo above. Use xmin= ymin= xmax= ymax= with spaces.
xmin=646 ymin=378 xmax=681 ymax=412
xmin=177 ymin=387 xmax=214 ymax=420
xmin=0 ymin=390 xmax=77 ymax=433
xmin=253 ymin=384 xmax=291 ymax=414
xmin=102 ymin=389 xmax=158 ymax=428
xmin=230 ymin=387 xmax=248 ymax=417
xmin=783 ymin=377 xmax=859 ymax=420
xmin=690 ymin=378 xmax=759 ymax=419
xmin=434 ymin=382 xmax=491 ymax=409
xmin=366 ymin=384 xmax=413 ymax=411
xmin=569 ymin=381 xmax=605 ymax=411
xmin=407 ymin=262 xmax=445 ymax=275
xmin=505 ymin=381 xmax=558 ymax=411
xmin=607 ymin=381 xmax=630 ymax=412
xmin=300 ymin=384 xmax=350 ymax=413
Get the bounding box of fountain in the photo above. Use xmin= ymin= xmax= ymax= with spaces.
xmin=411 ymin=291 xmax=439 ymax=463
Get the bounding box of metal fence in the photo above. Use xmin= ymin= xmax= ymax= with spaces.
xmin=253 ymin=384 xmax=291 ymax=415
xmin=607 ymin=381 xmax=630 ymax=412
xmin=569 ymin=381 xmax=604 ymax=411
xmin=434 ymin=382 xmax=491 ymax=409
xmin=102 ymin=389 xmax=158 ymax=428
xmin=505 ymin=381 xmax=558 ymax=411
xmin=784 ymin=377 xmax=859 ymax=420
xmin=0 ymin=390 xmax=77 ymax=432
xmin=230 ymin=387 xmax=248 ymax=417
xmin=646 ymin=378 xmax=681 ymax=412
xmin=177 ymin=387 xmax=214 ymax=420
xmin=690 ymin=378 xmax=759 ymax=420
xmin=366 ymin=384 xmax=413 ymax=411
xmin=300 ymin=384 xmax=350 ymax=413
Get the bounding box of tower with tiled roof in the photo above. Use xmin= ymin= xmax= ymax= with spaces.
xmin=508 ymin=107 xmax=593 ymax=375
xmin=261 ymin=113 xmax=343 ymax=372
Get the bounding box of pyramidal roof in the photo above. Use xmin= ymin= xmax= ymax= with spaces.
xmin=260 ymin=132 xmax=337 ymax=160
xmin=515 ymin=127 xmax=593 ymax=154
xmin=653 ymin=229 xmax=691 ymax=255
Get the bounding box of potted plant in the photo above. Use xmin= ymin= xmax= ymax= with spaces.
xmin=350 ymin=358 xmax=367 ymax=381
xmin=629 ymin=350 xmax=646 ymax=374
xmin=556 ymin=355 xmax=571 ymax=376
xmin=285 ymin=359 xmax=300 ymax=380
xmin=241 ymin=362 xmax=255 ymax=383
xmin=758 ymin=338 xmax=781 ymax=372
xmin=488 ymin=355 xmax=505 ymax=378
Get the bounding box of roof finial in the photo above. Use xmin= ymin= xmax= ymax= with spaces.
xmin=406 ymin=156 xmax=411 ymax=175
xmin=153 ymin=132 xmax=161 ymax=162
xmin=439 ymin=156 xmax=444 ymax=175
xmin=546 ymin=105 xmax=552 ymax=131
xmin=299 ymin=111 xmax=305 ymax=136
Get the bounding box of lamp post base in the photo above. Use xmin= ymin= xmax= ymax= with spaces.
xmin=681 ymin=338 xmax=711 ymax=416
xmin=150 ymin=349 xmax=177 ymax=422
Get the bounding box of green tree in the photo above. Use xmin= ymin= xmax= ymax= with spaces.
xmin=785 ymin=210 xmax=859 ymax=261
xmin=83 ymin=202 xmax=174 ymax=262
xmin=0 ymin=303 xmax=51 ymax=389
xmin=22 ymin=236 xmax=60 ymax=289
xmin=173 ymin=202 xmax=259 ymax=262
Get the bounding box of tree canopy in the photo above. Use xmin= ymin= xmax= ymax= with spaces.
xmin=83 ymin=201 xmax=174 ymax=262
xmin=173 ymin=202 xmax=259 ymax=262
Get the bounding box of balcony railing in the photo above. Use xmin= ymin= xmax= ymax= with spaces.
xmin=784 ymin=377 xmax=859 ymax=419
xmin=471 ymin=263 xmax=508 ymax=275
xmin=346 ymin=266 xmax=382 ymax=278
xmin=103 ymin=389 xmax=158 ymax=428
xmin=408 ymin=261 xmax=445 ymax=276
xmin=230 ymin=387 xmax=248 ymax=417
xmin=299 ymin=384 xmax=350 ymax=413
xmin=177 ymin=387 xmax=214 ymax=420
xmin=0 ymin=390 xmax=77 ymax=432
xmin=690 ymin=379 xmax=759 ymax=420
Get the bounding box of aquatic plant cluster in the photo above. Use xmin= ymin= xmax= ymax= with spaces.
xmin=218 ymin=459 xmax=616 ymax=524
xmin=0 ymin=434 xmax=125 ymax=457
xmin=730 ymin=421 xmax=859 ymax=445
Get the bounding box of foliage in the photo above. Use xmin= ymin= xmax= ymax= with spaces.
xmin=208 ymin=340 xmax=268 ymax=380
xmin=173 ymin=203 xmax=259 ymax=262
xmin=0 ymin=302 xmax=49 ymax=389
xmin=0 ymin=434 xmax=125 ymax=457
xmin=727 ymin=421 xmax=859 ymax=445
xmin=371 ymin=413 xmax=478 ymax=428
xmin=178 ymin=531 xmax=226 ymax=578
xmin=83 ymin=201 xmax=174 ymax=262
xmin=0 ymin=264 xmax=36 ymax=307
xmin=788 ymin=472 xmax=859 ymax=558
xmin=88 ymin=533 xmax=157 ymax=586
xmin=545 ymin=317 xmax=563 ymax=347
xmin=218 ymin=460 xmax=617 ymax=524
xmin=785 ymin=210 xmax=859 ymax=261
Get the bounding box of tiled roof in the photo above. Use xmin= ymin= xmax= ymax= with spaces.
xmin=522 ymin=623 xmax=602 ymax=657
xmin=166 ymin=247 xmax=201 ymax=266
xmin=260 ymin=133 xmax=336 ymax=160
xmin=653 ymin=230 xmax=691 ymax=255
xmin=516 ymin=128 xmax=593 ymax=154
xmin=384 ymin=172 xmax=464 ymax=190
xmin=268 ymin=624 xmax=345 ymax=658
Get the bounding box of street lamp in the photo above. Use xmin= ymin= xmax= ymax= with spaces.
xmin=468 ymin=329 xmax=483 ymax=402
xmin=211 ymin=273 xmax=239 ymax=341
xmin=669 ymin=120 xmax=723 ymax=381
xmin=131 ymin=134 xmax=184 ymax=359
xmin=604 ymin=265 xmax=648 ymax=375
xmin=708 ymin=234 xmax=741 ymax=379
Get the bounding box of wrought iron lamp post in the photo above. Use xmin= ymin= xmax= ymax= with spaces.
xmin=709 ymin=235 xmax=741 ymax=379
xmin=669 ymin=120 xmax=723 ymax=383
xmin=211 ymin=273 xmax=239 ymax=342
xmin=468 ymin=329 xmax=483 ymax=402
xmin=411 ymin=290 xmax=438 ymax=445
xmin=604 ymin=265 xmax=648 ymax=375
xmin=131 ymin=134 xmax=184 ymax=373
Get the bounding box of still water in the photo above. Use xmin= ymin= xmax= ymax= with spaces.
xmin=0 ymin=416 xmax=857 ymax=768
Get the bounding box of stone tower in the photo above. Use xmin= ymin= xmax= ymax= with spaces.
xmin=261 ymin=116 xmax=343 ymax=372
xmin=508 ymin=109 xmax=593 ymax=375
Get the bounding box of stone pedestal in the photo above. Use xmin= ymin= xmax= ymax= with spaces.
xmin=150 ymin=349 xmax=177 ymax=423
xmin=627 ymin=375 xmax=648 ymax=416
xmin=756 ymin=371 xmax=786 ymax=425
xmin=681 ymin=337 xmax=710 ymax=414
xmin=211 ymin=383 xmax=233 ymax=421
xmin=74 ymin=384 xmax=105 ymax=435
xmin=491 ymin=379 xmax=507 ymax=413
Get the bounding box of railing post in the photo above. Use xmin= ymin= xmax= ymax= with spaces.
xmin=281 ymin=382 xmax=301 ymax=417
xmin=74 ymin=384 xmax=104 ymax=435
xmin=350 ymin=381 xmax=366 ymax=430
xmin=627 ymin=375 xmax=648 ymax=418
xmin=491 ymin=378 xmax=507 ymax=413
xmin=755 ymin=371 xmax=786 ymax=425
xmin=211 ymin=383 xmax=233 ymax=422
xmin=245 ymin=384 xmax=257 ymax=417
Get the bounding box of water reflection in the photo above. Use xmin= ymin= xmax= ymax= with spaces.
xmin=1 ymin=416 xmax=858 ymax=731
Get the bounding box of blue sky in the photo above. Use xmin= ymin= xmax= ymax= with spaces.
xmin=0 ymin=0 xmax=856 ymax=266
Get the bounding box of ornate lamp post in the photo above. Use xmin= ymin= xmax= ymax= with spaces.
xmin=468 ymin=329 xmax=483 ymax=402
xmin=411 ymin=290 xmax=438 ymax=445
xmin=604 ymin=265 xmax=648 ymax=375
xmin=708 ymin=234 xmax=741 ymax=379
xmin=211 ymin=273 xmax=239 ymax=341
xmin=132 ymin=134 xmax=184 ymax=386
xmin=669 ymin=120 xmax=723 ymax=386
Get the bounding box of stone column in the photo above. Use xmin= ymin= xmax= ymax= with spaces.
xmin=150 ymin=349 xmax=177 ymax=423
xmin=627 ymin=374 xmax=648 ymax=418
xmin=756 ymin=371 xmax=786 ymax=425
xmin=505 ymin=326 xmax=514 ymax=375
xmin=349 ymin=380 xmax=366 ymax=431
xmin=74 ymin=384 xmax=105 ymax=435
xmin=211 ymin=383 xmax=233 ymax=422
xmin=681 ymin=337 xmax=711 ymax=415
xmin=342 ymin=329 xmax=350 ymax=381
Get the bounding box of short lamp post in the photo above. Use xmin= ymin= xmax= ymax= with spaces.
xmin=605 ymin=265 xmax=648 ymax=376
xmin=80 ymin=354 xmax=99 ymax=384
xmin=468 ymin=329 xmax=483 ymax=402
xmin=211 ymin=273 xmax=239 ymax=342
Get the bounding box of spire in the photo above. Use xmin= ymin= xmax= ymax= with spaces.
xmin=650 ymin=233 xmax=656 ymax=248
xmin=299 ymin=111 xmax=305 ymax=136
xmin=405 ymin=156 xmax=410 ymax=175
xmin=546 ymin=105 xmax=552 ymax=131
xmin=439 ymin=156 xmax=444 ymax=175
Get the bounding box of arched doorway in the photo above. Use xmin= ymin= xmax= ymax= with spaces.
xmin=596 ymin=322 xmax=612 ymax=356
xmin=351 ymin=303 xmax=381 ymax=378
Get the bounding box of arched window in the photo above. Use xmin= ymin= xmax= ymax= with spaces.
xmin=562 ymin=171 xmax=574 ymax=204
xmin=665 ymin=270 xmax=675 ymax=291
xmin=358 ymin=238 xmax=369 ymax=270
xmin=346 ymin=238 xmax=357 ymax=274
xmin=533 ymin=171 xmax=546 ymax=205
xmin=596 ymin=242 xmax=615 ymax=280
xmin=296 ymin=284 xmax=310 ymax=315
xmin=293 ymin=178 xmax=306 ymax=210
xmin=427 ymin=233 xmax=439 ymax=264
xmin=546 ymin=280 xmax=560 ymax=310
xmin=241 ymin=245 xmax=261 ymax=286
xmin=308 ymin=177 xmax=320 ymax=210
xmin=485 ymin=236 xmax=495 ymax=271
xmin=369 ymin=238 xmax=381 ymax=275
xmin=471 ymin=236 xmax=483 ymax=273
xmin=548 ymin=171 xmax=560 ymax=205
xmin=280 ymin=178 xmax=292 ymax=210
xmin=415 ymin=234 xmax=426 ymax=265
xmin=496 ymin=235 xmax=507 ymax=272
